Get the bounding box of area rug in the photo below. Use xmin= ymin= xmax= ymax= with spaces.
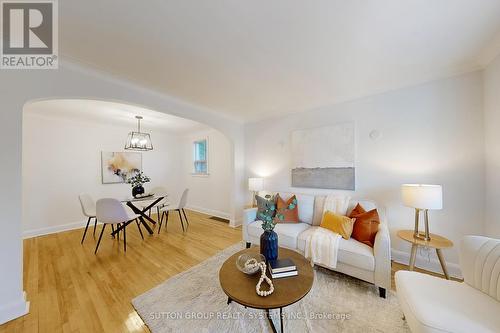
xmin=132 ymin=243 xmax=409 ymax=333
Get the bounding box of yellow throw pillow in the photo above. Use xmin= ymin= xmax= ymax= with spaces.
xmin=320 ymin=211 xmax=355 ymax=240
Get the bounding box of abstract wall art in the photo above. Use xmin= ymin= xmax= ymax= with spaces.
xmin=291 ymin=122 xmax=355 ymax=190
xmin=101 ymin=151 xmax=142 ymax=184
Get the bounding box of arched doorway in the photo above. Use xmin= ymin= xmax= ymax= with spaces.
xmin=22 ymin=98 xmax=237 ymax=237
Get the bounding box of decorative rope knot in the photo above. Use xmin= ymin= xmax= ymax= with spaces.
xmin=249 ymin=260 xmax=274 ymax=297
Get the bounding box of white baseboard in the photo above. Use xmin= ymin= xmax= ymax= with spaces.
xmin=23 ymin=220 xmax=88 ymax=239
xmin=231 ymin=218 xmax=242 ymax=228
xmin=23 ymin=208 xmax=234 ymax=238
xmin=185 ymin=205 xmax=230 ymax=220
xmin=391 ymin=248 xmax=463 ymax=279
xmin=0 ymin=291 xmax=29 ymax=325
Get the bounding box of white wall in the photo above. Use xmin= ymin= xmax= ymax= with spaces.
xmin=22 ymin=112 xmax=183 ymax=237
xmin=245 ymin=72 xmax=485 ymax=276
xmin=484 ymin=54 xmax=500 ymax=238
xmin=181 ymin=129 xmax=232 ymax=219
xmin=0 ymin=60 xmax=245 ymax=324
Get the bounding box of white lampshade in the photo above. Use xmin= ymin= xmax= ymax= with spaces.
xmin=248 ymin=178 xmax=264 ymax=192
xmin=401 ymin=184 xmax=443 ymax=210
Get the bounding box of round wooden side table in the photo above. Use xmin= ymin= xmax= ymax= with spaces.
xmin=397 ymin=230 xmax=453 ymax=279
xmin=219 ymin=247 xmax=314 ymax=333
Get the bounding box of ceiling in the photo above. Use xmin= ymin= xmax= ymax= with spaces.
xmin=24 ymin=99 xmax=209 ymax=133
xmin=60 ymin=1 xmax=500 ymax=122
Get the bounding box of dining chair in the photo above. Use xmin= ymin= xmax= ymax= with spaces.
xmin=95 ymin=198 xmax=140 ymax=254
xmin=158 ymin=188 xmax=189 ymax=233
xmin=78 ymin=193 xmax=97 ymax=244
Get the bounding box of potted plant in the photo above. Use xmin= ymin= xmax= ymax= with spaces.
xmin=126 ymin=171 xmax=151 ymax=197
xmin=257 ymin=195 xmax=297 ymax=261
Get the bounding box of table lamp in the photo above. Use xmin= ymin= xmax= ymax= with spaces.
xmin=248 ymin=178 xmax=264 ymax=207
xmin=401 ymin=184 xmax=442 ymax=241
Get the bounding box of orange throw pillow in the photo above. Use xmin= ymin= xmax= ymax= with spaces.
xmin=349 ymin=204 xmax=380 ymax=247
xmin=349 ymin=203 xmax=366 ymax=217
xmin=274 ymin=194 xmax=299 ymax=223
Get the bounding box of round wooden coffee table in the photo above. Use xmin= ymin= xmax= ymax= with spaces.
xmin=219 ymin=247 xmax=314 ymax=333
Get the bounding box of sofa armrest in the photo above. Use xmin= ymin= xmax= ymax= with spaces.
xmin=242 ymin=207 xmax=258 ymax=241
xmin=374 ymin=223 xmax=391 ymax=291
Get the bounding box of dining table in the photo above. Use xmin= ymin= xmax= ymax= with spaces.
xmin=110 ymin=194 xmax=168 ymax=236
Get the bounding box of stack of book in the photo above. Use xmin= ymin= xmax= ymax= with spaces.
xmin=268 ymin=258 xmax=297 ymax=279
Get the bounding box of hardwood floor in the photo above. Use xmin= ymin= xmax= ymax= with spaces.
xmin=0 ymin=210 xmax=241 ymax=333
xmin=1 ymin=211 xmax=456 ymax=332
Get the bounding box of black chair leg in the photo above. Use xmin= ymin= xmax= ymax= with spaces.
xmin=111 ymin=224 xmax=115 ymax=238
xmin=177 ymin=209 xmax=185 ymax=232
xmin=182 ymin=209 xmax=189 ymax=226
xmin=136 ymin=219 xmax=144 ymax=240
xmin=165 ymin=211 xmax=170 ymax=230
xmin=81 ymin=217 xmax=91 ymax=244
xmin=158 ymin=212 xmax=164 ymax=234
xmin=157 ymin=206 xmax=160 ymax=222
xmin=93 ymin=217 xmax=97 ymax=236
xmin=95 ymin=224 xmax=107 ymax=254
xmin=123 ymin=223 xmax=127 ymax=252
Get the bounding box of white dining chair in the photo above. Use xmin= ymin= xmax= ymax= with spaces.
xmin=141 ymin=186 xmax=169 ymax=220
xmin=78 ymin=193 xmax=97 ymax=244
xmin=95 ymin=198 xmax=141 ymax=254
xmin=158 ymin=189 xmax=189 ymax=233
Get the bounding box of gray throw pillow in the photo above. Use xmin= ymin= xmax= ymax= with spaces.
xmin=255 ymin=195 xmax=276 ymax=221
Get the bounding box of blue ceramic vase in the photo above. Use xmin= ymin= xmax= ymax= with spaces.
xmin=260 ymin=230 xmax=278 ymax=261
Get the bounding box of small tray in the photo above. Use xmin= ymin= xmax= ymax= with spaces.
xmin=134 ymin=193 xmax=154 ymax=199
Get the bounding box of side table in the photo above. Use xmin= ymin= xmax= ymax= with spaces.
xmin=397 ymin=230 xmax=453 ymax=280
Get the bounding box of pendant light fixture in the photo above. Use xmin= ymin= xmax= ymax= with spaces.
xmin=124 ymin=115 xmax=153 ymax=151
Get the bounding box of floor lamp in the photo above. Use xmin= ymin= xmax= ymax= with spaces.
xmin=401 ymin=184 xmax=443 ymax=241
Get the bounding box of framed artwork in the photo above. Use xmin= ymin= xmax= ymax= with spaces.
xmin=101 ymin=151 xmax=142 ymax=184
xmin=291 ymin=122 xmax=355 ymax=190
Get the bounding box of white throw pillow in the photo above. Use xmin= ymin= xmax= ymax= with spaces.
xmin=323 ymin=195 xmax=351 ymax=216
xmin=313 ymin=195 xmax=351 ymax=225
xmin=312 ymin=196 xmax=326 ymax=226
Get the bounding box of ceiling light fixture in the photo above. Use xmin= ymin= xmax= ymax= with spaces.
xmin=124 ymin=115 xmax=153 ymax=151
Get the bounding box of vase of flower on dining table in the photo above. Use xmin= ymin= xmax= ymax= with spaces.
xmin=126 ymin=171 xmax=151 ymax=198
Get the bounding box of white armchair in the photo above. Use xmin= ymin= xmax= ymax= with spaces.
xmin=396 ymin=235 xmax=500 ymax=332
xmin=243 ymin=195 xmax=392 ymax=298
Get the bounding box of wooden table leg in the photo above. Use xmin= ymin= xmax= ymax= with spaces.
xmin=138 ymin=216 xmax=154 ymax=235
xmin=436 ymin=248 xmax=450 ymax=280
xmin=126 ymin=201 xmax=159 ymax=226
xmin=409 ymin=244 xmax=417 ymax=271
xmin=124 ymin=200 xmax=165 ymax=235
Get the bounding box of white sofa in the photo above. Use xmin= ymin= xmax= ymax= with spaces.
xmin=243 ymin=193 xmax=391 ymax=298
xmin=396 ymin=235 xmax=500 ymax=333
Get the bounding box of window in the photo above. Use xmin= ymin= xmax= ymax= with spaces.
xmin=193 ymin=138 xmax=208 ymax=175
